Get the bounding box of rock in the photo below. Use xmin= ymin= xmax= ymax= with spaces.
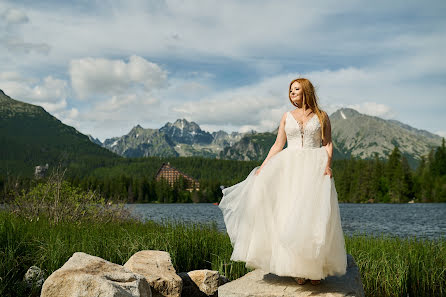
xmin=178 ymin=269 xmax=227 ymax=297
xmin=124 ymin=250 xmax=182 ymax=297
xmin=24 ymin=265 xmax=45 ymax=288
xmin=41 ymin=252 xmax=151 ymax=297
xmin=218 ymin=254 xmax=365 ymax=297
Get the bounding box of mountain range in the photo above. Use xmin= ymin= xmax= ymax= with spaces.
xmin=330 ymin=108 xmax=441 ymax=164
xmin=1 ymin=89 xmax=443 ymax=173
xmin=100 ymin=119 xmax=245 ymax=158
xmin=96 ymin=107 xmax=442 ymax=168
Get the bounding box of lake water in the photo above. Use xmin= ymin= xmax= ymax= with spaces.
xmin=126 ymin=203 xmax=446 ymax=240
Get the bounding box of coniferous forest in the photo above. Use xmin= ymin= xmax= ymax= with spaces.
xmin=1 ymin=140 xmax=445 ymax=204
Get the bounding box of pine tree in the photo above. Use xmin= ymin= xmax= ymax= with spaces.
xmin=387 ymin=146 xmax=403 ymax=203
xmin=433 ymin=138 xmax=446 ymax=176
xmin=401 ymin=155 xmax=414 ymax=202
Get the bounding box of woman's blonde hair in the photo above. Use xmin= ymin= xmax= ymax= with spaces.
xmin=288 ymin=77 xmax=327 ymax=141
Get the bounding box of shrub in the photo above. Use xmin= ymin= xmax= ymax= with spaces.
xmin=9 ymin=167 xmax=135 ymax=224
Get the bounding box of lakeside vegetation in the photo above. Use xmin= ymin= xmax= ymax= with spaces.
xmin=2 ymin=140 xmax=446 ymax=204
xmin=1 ymin=176 xmax=444 ymax=297
xmin=1 ymin=211 xmax=444 ymax=297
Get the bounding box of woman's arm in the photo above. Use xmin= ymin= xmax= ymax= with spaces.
xmin=322 ymin=111 xmax=333 ymax=178
xmin=256 ymin=112 xmax=288 ymax=175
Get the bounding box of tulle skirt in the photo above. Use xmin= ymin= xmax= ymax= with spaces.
xmin=218 ymin=146 xmax=347 ymax=280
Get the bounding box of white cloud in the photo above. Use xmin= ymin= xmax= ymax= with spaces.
xmin=0 ymin=6 xmax=50 ymax=55
xmin=1 ymin=0 xmax=444 ymax=69
xmin=0 ymin=0 xmax=444 ymax=139
xmin=170 ymin=60 xmax=444 ymax=133
xmin=2 ymin=0 xmax=424 ymax=69
xmin=53 ymin=107 xmax=80 ymax=129
xmin=0 ymin=74 xmax=67 ymax=103
xmin=30 ymin=76 xmax=68 ymax=102
xmin=347 ymin=102 xmax=395 ymax=119
xmin=3 ymin=39 xmax=50 ymax=54
xmin=94 ymin=94 xmax=158 ymax=113
xmin=1 ymin=8 xmax=29 ymax=24
xmin=69 ymin=55 xmax=168 ymax=99
xmin=97 ymin=94 xmax=138 ymax=112
xmin=0 ymin=73 xmax=69 ymax=115
xmin=63 ymin=55 xmax=166 ymax=139
xmin=435 ymin=131 xmax=446 ymax=138
xmin=176 ymin=81 xmax=210 ymax=97
xmin=171 ymin=66 xmax=407 ymax=133
xmin=39 ymin=98 xmax=67 ymax=113
xmin=69 ymin=92 xmax=161 ymax=141
xmin=171 ymin=73 xmax=295 ymax=132
xmin=66 ymin=107 xmax=79 ymax=119
xmin=0 ymin=71 xmax=25 ymax=81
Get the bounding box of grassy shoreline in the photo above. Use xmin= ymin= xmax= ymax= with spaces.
xmin=1 ymin=211 xmax=444 ymax=297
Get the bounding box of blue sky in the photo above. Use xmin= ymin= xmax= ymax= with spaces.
xmin=0 ymin=0 xmax=445 ymax=141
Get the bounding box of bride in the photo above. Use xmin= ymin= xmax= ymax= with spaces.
xmin=218 ymin=77 xmax=347 ymax=285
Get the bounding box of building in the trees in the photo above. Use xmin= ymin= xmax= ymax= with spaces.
xmin=155 ymin=162 xmax=200 ymax=191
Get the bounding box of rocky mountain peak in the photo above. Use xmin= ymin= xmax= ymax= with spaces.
xmin=171 ymin=118 xmax=200 ymax=131
xmin=87 ymin=135 xmax=103 ymax=146
xmin=126 ymin=125 xmax=148 ymax=138
xmin=158 ymin=118 xmax=212 ymax=145
xmin=212 ymin=130 xmax=228 ymax=139
xmin=211 ymin=130 xmax=243 ymax=147
xmin=331 ymin=108 xmax=361 ymax=120
xmin=130 ymin=124 xmax=144 ymax=132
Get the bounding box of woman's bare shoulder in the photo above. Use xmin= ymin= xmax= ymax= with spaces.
xmin=321 ymin=110 xmax=330 ymax=120
xmin=280 ymin=111 xmax=288 ymax=121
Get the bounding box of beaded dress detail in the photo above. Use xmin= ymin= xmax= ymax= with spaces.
xmin=285 ymin=111 xmax=322 ymax=149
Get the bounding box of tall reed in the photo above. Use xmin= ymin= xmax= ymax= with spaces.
xmin=345 ymin=232 xmax=445 ymax=297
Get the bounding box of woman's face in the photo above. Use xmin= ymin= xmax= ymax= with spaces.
xmin=290 ymin=81 xmax=303 ymax=105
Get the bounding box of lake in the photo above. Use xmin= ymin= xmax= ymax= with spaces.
xmin=126 ymin=202 xmax=446 ymax=240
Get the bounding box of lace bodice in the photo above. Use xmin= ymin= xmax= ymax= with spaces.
xmin=285 ymin=111 xmax=322 ymax=149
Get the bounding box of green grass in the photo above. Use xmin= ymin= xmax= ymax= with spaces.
xmin=0 ymin=211 xmax=444 ymax=297
xmin=345 ymin=233 xmax=445 ymax=297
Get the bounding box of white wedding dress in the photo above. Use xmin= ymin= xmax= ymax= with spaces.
xmin=218 ymin=111 xmax=347 ymax=280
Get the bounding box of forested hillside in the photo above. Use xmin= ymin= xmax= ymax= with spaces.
xmin=0 ymin=89 xmax=119 ymax=177
xmin=335 ymin=141 xmax=446 ymax=203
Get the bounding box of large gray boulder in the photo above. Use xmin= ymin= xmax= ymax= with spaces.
xmin=124 ymin=250 xmax=182 ymax=297
xmin=41 ymin=252 xmax=151 ymax=297
xmin=218 ymin=254 xmax=365 ymax=297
